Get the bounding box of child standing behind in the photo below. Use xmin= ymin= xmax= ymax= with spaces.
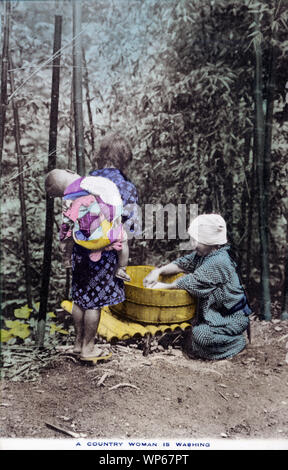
xmin=44 ymin=133 xmax=139 ymax=362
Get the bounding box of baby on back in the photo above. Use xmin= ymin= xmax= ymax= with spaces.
xmin=45 ymin=169 xmax=130 ymax=281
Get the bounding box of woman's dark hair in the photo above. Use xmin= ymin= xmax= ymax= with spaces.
xmin=95 ymin=133 xmax=132 ymax=172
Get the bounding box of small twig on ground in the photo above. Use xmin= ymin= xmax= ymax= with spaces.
xmin=9 ymin=363 xmax=31 ymax=379
xmin=45 ymin=421 xmax=80 ymax=438
xmin=201 ymin=368 xmax=224 ymax=377
xmin=95 ymin=371 xmax=114 ymax=386
xmin=108 ymin=383 xmax=139 ymax=391
xmin=35 ymin=354 xmax=47 ymax=363
xmin=218 ymin=391 xmax=229 ymax=401
xmin=10 ymin=352 xmax=33 ymax=358
xmin=171 ymin=333 xmax=182 ymax=345
xmin=277 ymin=334 xmax=288 ymax=343
xmin=63 ymin=355 xmax=78 ymax=363
xmin=115 ymin=345 xmax=131 ymax=351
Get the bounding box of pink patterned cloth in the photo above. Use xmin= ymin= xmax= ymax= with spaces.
xmin=88 ymin=226 xmax=124 ymax=261
xmin=64 ymin=195 xmax=96 ymax=222
xmin=61 ymin=181 xmax=125 ymax=262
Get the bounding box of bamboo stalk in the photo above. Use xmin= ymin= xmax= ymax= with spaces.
xmin=65 ymin=268 xmax=71 ymax=300
xmin=8 ymin=52 xmax=33 ymax=308
xmin=0 ymin=1 xmax=11 ymax=174
xmin=281 ymin=248 xmax=288 ymax=320
xmin=263 ymin=42 xmax=276 ymax=216
xmin=239 ymin=132 xmax=252 ymax=276
xmin=67 ymin=83 xmax=74 ymax=169
xmin=65 ymin=84 xmax=73 ymax=295
xmin=73 ymin=0 xmax=85 ymax=176
xmin=82 ymin=46 xmax=95 ymax=155
xmin=262 ymin=14 xmax=276 ymax=286
xmin=253 ymin=14 xmax=271 ymax=320
xmin=37 ymin=15 xmax=62 ymax=347
xmin=246 ymin=138 xmax=256 ymax=282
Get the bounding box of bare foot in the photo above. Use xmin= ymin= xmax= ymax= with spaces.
xmin=56 ymin=345 xmax=81 ymax=356
xmin=73 ymin=338 xmax=83 ymax=355
xmin=80 ymin=346 xmax=107 ymax=358
xmin=73 ymin=347 xmax=82 ymax=355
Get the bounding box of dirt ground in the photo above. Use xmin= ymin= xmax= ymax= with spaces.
xmin=1 ymin=317 xmax=288 ymax=450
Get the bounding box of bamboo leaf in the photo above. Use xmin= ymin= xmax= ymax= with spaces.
xmin=1 ymin=329 xmax=14 ymax=343
xmin=49 ymin=323 xmax=69 ymax=335
xmin=14 ymin=304 xmax=33 ymax=319
xmin=47 ymin=312 xmax=57 ymax=318
xmin=4 ymin=320 xmax=30 ymax=339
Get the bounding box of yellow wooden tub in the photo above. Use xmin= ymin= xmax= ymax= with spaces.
xmin=111 ymin=265 xmax=196 ymax=324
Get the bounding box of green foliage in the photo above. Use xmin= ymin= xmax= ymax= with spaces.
xmin=0 ymin=303 xmax=69 ymax=344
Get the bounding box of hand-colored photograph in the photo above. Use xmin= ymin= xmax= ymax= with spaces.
xmin=0 ymin=0 xmax=287 ymax=452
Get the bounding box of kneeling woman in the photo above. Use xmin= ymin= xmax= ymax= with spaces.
xmin=143 ymin=214 xmax=251 ymax=361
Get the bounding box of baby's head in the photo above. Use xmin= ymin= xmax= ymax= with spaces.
xmin=45 ymin=169 xmax=80 ymax=197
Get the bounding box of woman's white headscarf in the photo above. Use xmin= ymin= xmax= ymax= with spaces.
xmin=188 ymin=214 xmax=227 ymax=246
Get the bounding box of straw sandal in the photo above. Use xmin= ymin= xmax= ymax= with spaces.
xmin=80 ymin=351 xmax=112 ymax=364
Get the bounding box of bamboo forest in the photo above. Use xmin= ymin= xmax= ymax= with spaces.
xmin=1 ymin=0 xmax=288 ymax=326
xmin=1 ymin=0 xmax=288 ymax=447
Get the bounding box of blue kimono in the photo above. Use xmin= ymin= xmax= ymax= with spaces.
xmin=173 ymin=246 xmax=251 ymax=360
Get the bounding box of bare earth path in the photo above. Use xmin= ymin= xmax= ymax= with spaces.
xmin=1 ymin=318 xmax=288 ymax=450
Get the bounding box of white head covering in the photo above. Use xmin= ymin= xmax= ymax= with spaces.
xmin=80 ymin=176 xmax=122 ymax=206
xmin=188 ymin=214 xmax=227 ymax=246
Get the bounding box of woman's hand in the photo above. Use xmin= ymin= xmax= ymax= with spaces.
xmin=143 ymin=263 xmax=184 ymax=288
xmin=151 ymin=282 xmax=169 ymax=290
xmin=143 ymin=268 xmax=161 ymax=288
xmin=151 ymin=281 xmax=178 ymax=290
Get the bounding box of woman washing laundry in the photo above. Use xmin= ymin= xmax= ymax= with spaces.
xmin=143 ymin=214 xmax=252 ymax=361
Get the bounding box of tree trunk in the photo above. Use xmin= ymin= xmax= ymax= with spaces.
xmin=253 ymin=14 xmax=271 ymax=320
xmin=0 ymin=1 xmax=11 ymax=174
xmin=37 ymin=15 xmax=62 ymax=347
xmin=73 ymin=0 xmax=85 ymax=176
xmin=8 ymin=52 xmax=33 ymax=308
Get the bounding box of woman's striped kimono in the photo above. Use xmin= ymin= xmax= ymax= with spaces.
xmin=173 ymin=246 xmax=251 ymax=360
